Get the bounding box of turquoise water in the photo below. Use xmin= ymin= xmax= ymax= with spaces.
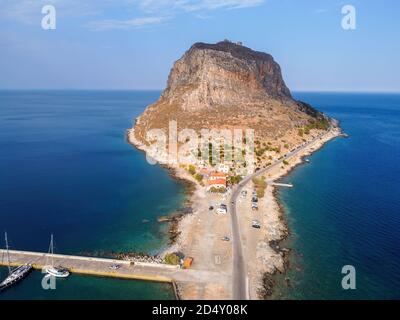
xmin=0 ymin=90 xmax=179 ymax=299
xmin=275 ymin=93 xmax=400 ymax=299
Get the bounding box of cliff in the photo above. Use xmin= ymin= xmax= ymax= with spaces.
xmin=133 ymin=40 xmax=329 ymax=144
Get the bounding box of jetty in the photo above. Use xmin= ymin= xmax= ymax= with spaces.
xmin=0 ymin=249 xmax=229 ymax=285
xmin=269 ymin=182 xmax=294 ymax=188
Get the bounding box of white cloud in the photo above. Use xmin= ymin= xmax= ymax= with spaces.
xmin=87 ymin=16 xmax=169 ymax=30
xmin=315 ymin=8 xmax=328 ymax=14
xmin=138 ymin=0 xmax=264 ymax=12
xmin=0 ymin=0 xmax=265 ymax=30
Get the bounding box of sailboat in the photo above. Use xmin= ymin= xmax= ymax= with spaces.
xmin=43 ymin=234 xmax=70 ymax=278
xmin=0 ymin=232 xmax=32 ymax=291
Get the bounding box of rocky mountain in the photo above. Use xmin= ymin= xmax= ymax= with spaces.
xmin=133 ymin=40 xmax=329 ymax=144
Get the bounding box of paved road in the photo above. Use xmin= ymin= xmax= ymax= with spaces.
xmin=228 ymin=131 xmax=331 ymax=300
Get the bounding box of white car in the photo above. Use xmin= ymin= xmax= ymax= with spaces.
xmin=216 ymin=204 xmax=228 ymax=214
xmin=109 ymin=264 xmax=121 ymax=270
xmin=252 ymin=220 xmax=261 ymax=229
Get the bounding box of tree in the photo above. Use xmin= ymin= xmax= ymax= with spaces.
xmin=164 ymin=253 xmax=180 ymax=265
xmin=194 ymin=173 xmax=203 ymax=183
xmin=188 ymin=165 xmax=196 ymax=175
xmin=229 ymin=175 xmax=242 ymax=185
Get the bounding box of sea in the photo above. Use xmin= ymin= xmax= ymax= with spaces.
xmin=0 ymin=90 xmax=399 ymax=299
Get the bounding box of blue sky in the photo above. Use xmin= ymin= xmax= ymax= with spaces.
xmin=0 ymin=0 xmax=399 ymax=92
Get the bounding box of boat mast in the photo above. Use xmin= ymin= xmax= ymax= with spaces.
xmin=5 ymin=232 xmax=11 ymax=274
xmin=50 ymin=234 xmax=54 ymax=267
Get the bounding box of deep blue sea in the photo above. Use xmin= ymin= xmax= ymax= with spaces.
xmin=275 ymin=92 xmax=400 ymax=299
xmin=0 ymin=91 xmax=399 ymax=299
xmin=0 ymin=90 xmax=182 ymax=299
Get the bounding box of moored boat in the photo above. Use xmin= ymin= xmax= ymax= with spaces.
xmin=0 ymin=232 xmax=33 ymax=292
xmin=43 ymin=234 xmax=70 ymax=278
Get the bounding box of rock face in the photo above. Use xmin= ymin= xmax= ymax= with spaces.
xmin=134 ymin=41 xmax=328 ymax=144
xmin=161 ymin=41 xmax=292 ymax=111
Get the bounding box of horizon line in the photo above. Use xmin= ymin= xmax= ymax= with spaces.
xmin=1 ymin=88 xmax=400 ymax=94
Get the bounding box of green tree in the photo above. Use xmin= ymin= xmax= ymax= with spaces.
xmin=194 ymin=173 xmax=203 ymax=182
xmin=164 ymin=253 xmax=180 ymax=265
xmin=188 ymin=165 xmax=196 ymax=175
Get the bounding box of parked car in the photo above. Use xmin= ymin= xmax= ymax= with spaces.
xmin=221 ymin=236 xmax=230 ymax=242
xmin=252 ymin=220 xmax=261 ymax=229
xmin=109 ymin=264 xmax=121 ymax=270
xmin=216 ymin=204 xmax=228 ymax=214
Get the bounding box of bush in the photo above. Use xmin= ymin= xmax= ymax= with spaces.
xmin=210 ymin=187 xmax=226 ymax=193
xmin=257 ymin=188 xmax=265 ymax=198
xmin=194 ymin=173 xmax=203 ymax=182
xmin=298 ymin=128 xmax=304 ymax=137
xmin=188 ymin=165 xmax=196 ymax=175
xmin=252 ymin=177 xmax=267 ymax=198
xmin=164 ymin=253 xmax=180 ymax=265
xmin=229 ymin=175 xmax=242 ymax=185
xmin=283 ymin=160 xmax=289 ymax=165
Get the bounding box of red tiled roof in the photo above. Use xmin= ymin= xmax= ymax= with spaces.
xmin=207 ymin=179 xmax=227 ymax=186
xmin=210 ymin=172 xmax=226 ymax=177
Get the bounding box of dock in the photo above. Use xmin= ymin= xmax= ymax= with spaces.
xmin=0 ymin=249 xmax=229 ymax=285
xmin=269 ymin=182 xmax=294 ymax=188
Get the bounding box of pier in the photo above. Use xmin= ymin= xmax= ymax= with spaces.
xmin=269 ymin=182 xmax=294 ymax=188
xmin=0 ymin=249 xmax=229 ymax=285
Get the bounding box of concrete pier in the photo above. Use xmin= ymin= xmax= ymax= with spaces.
xmin=0 ymin=249 xmax=229 ymax=285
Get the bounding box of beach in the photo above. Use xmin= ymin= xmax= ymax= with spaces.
xmin=127 ymin=126 xmax=341 ymax=299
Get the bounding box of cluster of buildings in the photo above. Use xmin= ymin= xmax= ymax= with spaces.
xmin=206 ymin=172 xmax=227 ymax=192
xmin=197 ymin=163 xmax=231 ymax=192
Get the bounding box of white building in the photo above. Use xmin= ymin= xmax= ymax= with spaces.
xmin=217 ymin=163 xmax=230 ymax=174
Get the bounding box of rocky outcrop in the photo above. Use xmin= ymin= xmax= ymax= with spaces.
xmin=160 ymin=41 xmax=292 ymax=111
xmin=133 ymin=40 xmax=329 ymax=144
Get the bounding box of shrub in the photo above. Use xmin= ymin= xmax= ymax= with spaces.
xmin=210 ymin=187 xmax=226 ymax=193
xmin=194 ymin=173 xmax=203 ymax=182
xmin=257 ymin=188 xmax=265 ymax=198
xmin=229 ymin=175 xmax=242 ymax=185
xmin=252 ymin=177 xmax=267 ymax=198
xmin=188 ymin=165 xmax=196 ymax=175
xmin=164 ymin=253 xmax=180 ymax=265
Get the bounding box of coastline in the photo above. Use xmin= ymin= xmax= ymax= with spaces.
xmin=252 ymin=129 xmax=342 ymax=298
xmin=127 ymin=126 xmax=341 ymax=299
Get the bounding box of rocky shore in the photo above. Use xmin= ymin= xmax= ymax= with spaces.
xmin=127 ymin=124 xmax=341 ymax=299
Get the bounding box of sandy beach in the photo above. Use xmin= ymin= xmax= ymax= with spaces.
xmin=127 ymin=127 xmax=341 ymax=300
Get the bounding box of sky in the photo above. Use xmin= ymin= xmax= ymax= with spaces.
xmin=0 ymin=0 xmax=399 ymax=92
